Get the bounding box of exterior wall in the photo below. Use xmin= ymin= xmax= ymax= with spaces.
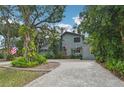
xmin=83 ymin=44 xmax=95 ymax=60
xmin=62 ymin=33 xmax=95 ymax=60
xmin=62 ymin=34 xmax=83 ymax=56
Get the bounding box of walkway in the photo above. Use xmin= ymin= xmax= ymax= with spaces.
xmin=0 ymin=61 xmax=11 ymax=66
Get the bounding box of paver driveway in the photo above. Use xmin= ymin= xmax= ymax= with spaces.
xmin=25 ymin=59 xmax=124 ymax=87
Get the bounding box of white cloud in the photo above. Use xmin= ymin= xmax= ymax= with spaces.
xmin=56 ymin=23 xmax=73 ymax=32
xmin=2 ymin=19 xmax=23 ymax=25
xmin=72 ymin=15 xmax=83 ymax=25
xmin=8 ymin=19 xmax=13 ymax=23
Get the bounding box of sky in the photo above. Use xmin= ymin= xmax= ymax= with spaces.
xmin=56 ymin=5 xmax=85 ymax=32
xmin=61 ymin=5 xmax=84 ymax=25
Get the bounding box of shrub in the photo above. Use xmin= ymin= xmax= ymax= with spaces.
xmin=42 ymin=52 xmax=55 ymax=59
xmin=33 ymin=54 xmax=47 ymax=64
xmin=43 ymin=52 xmax=69 ymax=59
xmin=105 ymin=59 xmax=117 ymax=71
xmin=12 ymin=57 xmax=27 ymax=67
xmin=11 ymin=57 xmax=39 ymax=67
xmin=54 ymin=52 xmax=66 ymax=59
xmin=11 ymin=55 xmax=47 ymax=68
xmin=0 ymin=54 xmax=4 ymax=59
xmin=114 ymin=61 xmax=124 ymax=75
xmin=105 ymin=59 xmax=124 ymax=76
xmin=6 ymin=54 xmax=15 ymax=61
xmin=27 ymin=61 xmax=39 ymax=67
xmin=95 ymin=56 xmax=105 ymax=63
xmin=70 ymin=54 xmax=81 ymax=59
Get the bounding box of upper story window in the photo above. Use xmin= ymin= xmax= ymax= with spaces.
xmin=74 ymin=37 xmax=80 ymax=43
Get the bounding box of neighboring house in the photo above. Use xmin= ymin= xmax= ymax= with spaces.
xmin=61 ymin=32 xmax=95 ymax=60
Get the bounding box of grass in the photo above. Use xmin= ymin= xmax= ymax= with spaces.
xmin=0 ymin=68 xmax=41 ymax=87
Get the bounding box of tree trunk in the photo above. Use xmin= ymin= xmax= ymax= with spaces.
xmin=23 ymin=31 xmax=30 ymax=60
xmin=6 ymin=25 xmax=11 ymax=55
xmin=23 ymin=13 xmax=31 ymax=60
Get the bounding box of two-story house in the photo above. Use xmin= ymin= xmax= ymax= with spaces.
xmin=61 ymin=32 xmax=95 ymax=60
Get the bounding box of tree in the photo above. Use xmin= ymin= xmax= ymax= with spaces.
xmin=35 ymin=24 xmax=61 ymax=56
xmin=79 ymin=6 xmax=124 ymax=62
xmin=14 ymin=5 xmax=65 ymax=61
xmin=48 ymin=27 xmax=61 ymax=55
xmin=0 ymin=6 xmax=19 ymax=54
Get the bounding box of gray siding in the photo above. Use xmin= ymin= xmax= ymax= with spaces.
xmin=62 ymin=34 xmax=83 ymax=56
xmin=62 ymin=33 xmax=95 ymax=60
xmin=83 ymin=44 xmax=95 ymax=60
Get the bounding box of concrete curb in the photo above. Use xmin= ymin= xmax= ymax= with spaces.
xmin=0 ymin=65 xmax=52 ymax=72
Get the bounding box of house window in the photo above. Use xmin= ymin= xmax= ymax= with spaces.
xmin=74 ymin=37 xmax=80 ymax=43
xmin=76 ymin=48 xmax=81 ymax=53
xmin=71 ymin=47 xmax=81 ymax=55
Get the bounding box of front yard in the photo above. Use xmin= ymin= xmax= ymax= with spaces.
xmin=0 ymin=68 xmax=42 ymax=87
xmin=0 ymin=62 xmax=59 ymax=87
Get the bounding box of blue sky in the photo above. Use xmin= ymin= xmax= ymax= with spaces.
xmin=60 ymin=5 xmax=84 ymax=26
xmin=56 ymin=5 xmax=85 ymax=32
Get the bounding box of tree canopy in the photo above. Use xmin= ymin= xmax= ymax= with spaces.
xmin=0 ymin=5 xmax=65 ymax=61
xmin=79 ymin=6 xmax=124 ymax=62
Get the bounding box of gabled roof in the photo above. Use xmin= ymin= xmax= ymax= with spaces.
xmin=61 ymin=32 xmax=82 ymax=37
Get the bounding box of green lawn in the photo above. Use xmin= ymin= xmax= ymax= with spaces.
xmin=0 ymin=68 xmax=41 ymax=87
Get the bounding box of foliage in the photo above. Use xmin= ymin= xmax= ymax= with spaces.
xmin=79 ymin=6 xmax=124 ymax=62
xmin=15 ymin=39 xmax=23 ymax=56
xmin=42 ymin=52 xmax=55 ymax=59
xmin=0 ymin=5 xmax=65 ymax=63
xmin=70 ymin=54 xmax=82 ymax=59
xmin=16 ymin=5 xmax=65 ymax=60
xmin=33 ymin=54 xmax=47 ymax=64
xmin=105 ymin=59 xmax=124 ymax=76
xmin=0 ymin=53 xmax=14 ymax=60
xmin=43 ymin=52 xmax=82 ymax=59
xmin=11 ymin=55 xmax=47 ymax=67
xmin=35 ymin=25 xmax=62 ymax=59
xmin=6 ymin=54 xmax=15 ymax=61
xmin=11 ymin=57 xmax=39 ymax=67
xmin=54 ymin=52 xmax=66 ymax=59
xmin=79 ymin=6 xmax=124 ymax=78
xmin=0 ymin=54 xmax=4 ymax=59
xmin=105 ymin=59 xmax=117 ymax=71
xmin=0 ymin=6 xmax=19 ymax=54
xmin=43 ymin=51 xmax=68 ymax=59
xmin=48 ymin=28 xmax=60 ymax=56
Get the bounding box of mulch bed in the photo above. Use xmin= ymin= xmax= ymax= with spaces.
xmin=96 ymin=61 xmax=124 ymax=81
xmin=33 ymin=62 xmax=60 ymax=69
xmin=0 ymin=62 xmax=60 ymax=72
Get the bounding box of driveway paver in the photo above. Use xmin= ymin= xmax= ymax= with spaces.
xmin=25 ymin=59 xmax=124 ymax=87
